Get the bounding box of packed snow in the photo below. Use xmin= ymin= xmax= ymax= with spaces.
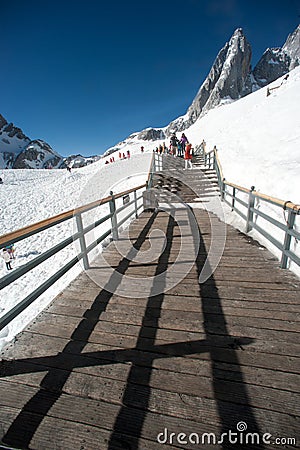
xmin=0 ymin=67 xmax=299 ymax=349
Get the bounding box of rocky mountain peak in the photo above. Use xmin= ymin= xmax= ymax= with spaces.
xmin=282 ymin=24 xmax=300 ymax=69
xmin=253 ymin=24 xmax=299 ymax=88
xmin=166 ymin=27 xmax=252 ymax=134
xmin=0 ymin=113 xmax=63 ymax=169
xmin=163 ymin=25 xmax=300 ymax=136
xmin=13 ymin=139 xmax=62 ymax=169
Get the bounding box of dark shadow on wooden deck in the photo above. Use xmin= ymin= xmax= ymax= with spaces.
xmin=107 ymin=211 xmax=176 ymax=449
xmin=190 ymin=206 xmax=265 ymax=449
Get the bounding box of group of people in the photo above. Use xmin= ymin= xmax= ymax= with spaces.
xmin=104 ymin=133 xmax=195 ymax=169
xmin=105 ymin=150 xmax=131 ymax=164
xmin=1 ymin=244 xmax=15 ymax=271
xmin=154 ymin=133 xmax=193 ymax=169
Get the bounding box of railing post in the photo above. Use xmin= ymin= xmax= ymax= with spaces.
xmin=134 ymin=190 xmax=138 ymax=218
xmin=221 ymin=178 xmax=226 ymax=201
xmin=246 ymin=186 xmax=255 ymax=233
xmin=231 ymin=186 xmax=236 ymax=210
xmin=280 ymin=209 xmax=296 ymax=269
xmin=213 ymin=146 xmax=217 ymax=170
xmin=75 ymin=213 xmax=89 ymax=270
xmin=109 ymin=191 xmax=119 ymax=241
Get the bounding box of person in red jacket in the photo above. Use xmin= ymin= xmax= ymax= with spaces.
xmin=184 ymin=142 xmax=193 ymax=169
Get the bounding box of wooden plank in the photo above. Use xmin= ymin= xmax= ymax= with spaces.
xmin=46 ymin=299 xmax=300 ymax=321
xmin=53 ymin=290 xmax=300 ymax=310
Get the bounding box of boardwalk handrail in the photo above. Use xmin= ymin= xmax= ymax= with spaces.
xmin=0 ymin=154 xmax=157 ymax=331
xmin=204 ymin=147 xmax=300 ymax=269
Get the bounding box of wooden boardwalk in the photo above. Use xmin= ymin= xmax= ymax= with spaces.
xmin=0 ymin=172 xmax=299 ymax=449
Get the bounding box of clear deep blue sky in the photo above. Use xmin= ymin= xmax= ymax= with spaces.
xmin=1 ymin=0 xmax=299 ymax=156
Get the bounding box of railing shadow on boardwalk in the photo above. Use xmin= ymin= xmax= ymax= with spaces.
xmin=0 ymin=207 xmax=264 ymax=449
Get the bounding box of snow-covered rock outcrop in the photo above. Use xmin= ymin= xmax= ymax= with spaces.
xmin=253 ymin=24 xmax=300 ymax=88
xmin=0 ymin=114 xmax=63 ymax=169
xmin=13 ymin=140 xmax=63 ymax=169
xmin=0 ymin=114 xmax=31 ymax=168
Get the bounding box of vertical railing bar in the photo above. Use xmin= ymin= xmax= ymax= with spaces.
xmin=109 ymin=191 xmax=119 ymax=241
xmin=134 ymin=190 xmax=138 ymax=218
xmin=246 ymin=186 xmax=255 ymax=233
xmin=75 ymin=213 xmax=90 ymax=270
xmin=232 ymin=186 xmax=236 ymax=210
xmin=280 ymin=210 xmax=296 ymax=269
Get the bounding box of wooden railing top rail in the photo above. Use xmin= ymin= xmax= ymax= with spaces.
xmin=224 ymin=181 xmax=300 ymax=213
xmin=0 ymin=183 xmax=147 ymax=248
xmin=224 ymin=181 xmax=251 ymax=194
xmin=251 ymin=191 xmax=300 ymax=213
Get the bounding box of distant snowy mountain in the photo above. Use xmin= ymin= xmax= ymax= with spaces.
xmin=0 ymin=113 xmax=31 ymax=168
xmin=0 ymin=114 xmax=101 ymax=169
xmin=0 ymin=113 xmax=63 ymax=169
xmin=62 ymin=154 xmax=101 ymax=168
xmin=13 ymin=139 xmax=62 ymax=169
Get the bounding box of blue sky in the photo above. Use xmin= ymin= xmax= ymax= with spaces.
xmin=1 ymin=0 xmax=299 ymax=156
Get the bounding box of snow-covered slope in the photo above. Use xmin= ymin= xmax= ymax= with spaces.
xmin=187 ymin=66 xmax=300 ymax=203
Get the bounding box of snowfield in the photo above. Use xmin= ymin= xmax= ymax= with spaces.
xmin=0 ymin=67 xmax=299 ymax=349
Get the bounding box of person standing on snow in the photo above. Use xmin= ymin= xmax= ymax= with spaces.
xmin=1 ymin=249 xmax=13 ymax=270
xmin=6 ymin=244 xmax=15 ymax=259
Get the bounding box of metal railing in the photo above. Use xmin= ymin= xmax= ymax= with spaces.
xmin=0 ymin=153 xmax=158 ymax=331
xmin=204 ymin=147 xmax=300 ymax=269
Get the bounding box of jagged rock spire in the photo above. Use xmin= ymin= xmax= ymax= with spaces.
xmin=166 ymin=28 xmax=252 ymax=134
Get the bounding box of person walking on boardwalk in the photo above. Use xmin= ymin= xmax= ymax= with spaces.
xmin=177 ymin=141 xmax=183 ymax=157
xmin=184 ymin=142 xmax=193 ymax=169
xmin=1 ymin=249 xmax=13 ymax=270
xmin=170 ymin=133 xmax=178 ymax=157
xmin=180 ymin=133 xmax=188 ymax=153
